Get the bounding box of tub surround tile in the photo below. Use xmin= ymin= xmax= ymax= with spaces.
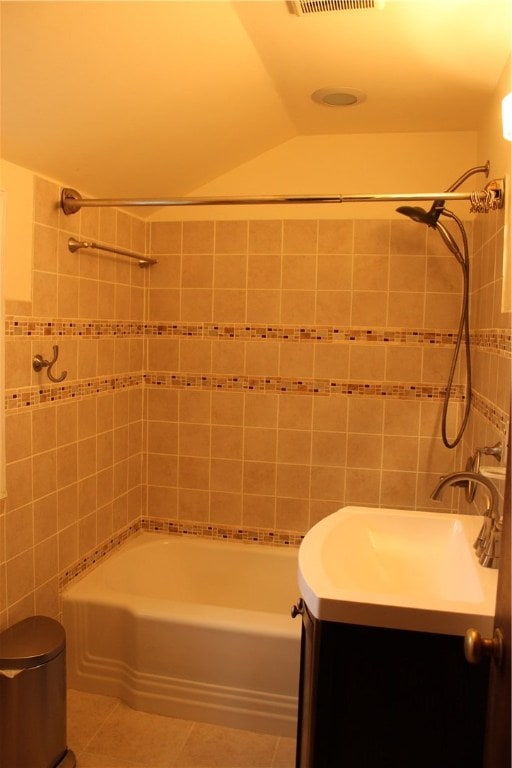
xmin=211 ymin=425 xmax=244 ymax=459
xmin=213 ymin=289 xmax=247 ymax=323
xmin=389 ymin=254 xmax=427 ymax=293
xmin=353 ymin=219 xmax=390 ymax=255
xmin=176 ymin=488 xmax=208 ymax=522
xmin=150 ymin=221 xmax=182 ymax=255
xmin=5 ymin=504 xmax=34 ymax=559
xmin=35 ymin=576 xmax=60 ymax=619
xmin=248 ymin=254 xmax=281 ymax=290
xmin=390 ymin=219 xmax=427 ymax=255
xmin=248 ymin=220 xmax=283 ymax=255
xmin=242 ymin=494 xmax=276 ymax=529
xmin=6 ymin=549 xmax=35 ymax=606
xmin=5 ymin=410 xmax=32 ymax=462
xmin=79 ymin=206 xmax=100 ymax=244
xmin=210 ymin=491 xmax=243 ymax=525
xmin=183 ymin=220 xmax=215 ymax=255
xmin=34 ymin=176 xmax=60 ymax=229
xmin=1 ymin=197 xmax=508 ymax=632
xmin=215 ymin=220 xmax=249 ymax=255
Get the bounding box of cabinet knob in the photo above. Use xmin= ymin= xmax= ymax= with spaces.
xmin=291 ymin=599 xmax=304 ymax=618
xmin=464 ymin=627 xmax=504 ymax=666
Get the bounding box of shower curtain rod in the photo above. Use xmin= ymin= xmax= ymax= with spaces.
xmin=61 ymin=181 xmax=504 ymax=215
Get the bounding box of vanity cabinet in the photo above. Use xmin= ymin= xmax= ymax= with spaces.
xmin=295 ymin=600 xmax=490 ymax=768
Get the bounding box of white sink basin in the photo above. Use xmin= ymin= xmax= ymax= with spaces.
xmin=298 ymin=506 xmax=498 ymax=636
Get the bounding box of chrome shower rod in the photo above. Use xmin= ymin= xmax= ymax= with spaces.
xmin=61 ymin=182 xmax=504 ymax=215
xmin=68 ymin=236 xmax=157 ymax=267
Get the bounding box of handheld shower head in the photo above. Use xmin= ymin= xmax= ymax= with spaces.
xmin=434 ymin=220 xmax=464 ymax=263
xmin=396 ymin=199 xmax=444 ymax=228
xmin=396 ymin=205 xmax=432 ymax=224
xmin=396 ymin=201 xmax=463 ymax=264
xmin=393 ymin=163 xmax=489 ymax=450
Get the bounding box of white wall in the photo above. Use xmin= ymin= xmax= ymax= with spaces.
xmin=0 ymin=159 xmax=34 ymax=304
xmin=477 ymin=56 xmax=511 ymax=312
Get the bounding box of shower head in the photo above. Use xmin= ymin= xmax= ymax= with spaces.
xmin=396 ymin=203 xmax=464 ymax=264
xmin=396 ymin=200 xmax=444 ymax=228
xmin=396 ymin=205 xmax=433 ymax=225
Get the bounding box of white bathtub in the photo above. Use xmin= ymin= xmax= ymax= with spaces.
xmin=62 ymin=531 xmax=301 ymax=735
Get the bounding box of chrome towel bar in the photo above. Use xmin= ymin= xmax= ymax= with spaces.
xmin=68 ymin=237 xmax=157 ymax=268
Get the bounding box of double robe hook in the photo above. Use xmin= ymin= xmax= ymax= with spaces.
xmin=33 ymin=345 xmax=67 ymax=383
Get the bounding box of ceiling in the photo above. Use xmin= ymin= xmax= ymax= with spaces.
xmin=1 ymin=0 xmax=511 ymax=201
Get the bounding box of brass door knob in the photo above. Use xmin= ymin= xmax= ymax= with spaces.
xmin=464 ymin=627 xmax=504 ymax=666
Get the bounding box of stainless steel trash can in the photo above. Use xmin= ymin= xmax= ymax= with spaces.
xmin=0 ymin=616 xmax=76 ymax=768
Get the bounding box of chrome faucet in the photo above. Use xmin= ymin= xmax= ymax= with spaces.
xmin=430 ymin=471 xmax=501 ymax=569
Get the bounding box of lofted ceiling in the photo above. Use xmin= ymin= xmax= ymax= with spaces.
xmin=1 ymin=0 xmax=511 ymax=201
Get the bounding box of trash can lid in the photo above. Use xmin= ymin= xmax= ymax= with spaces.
xmin=0 ymin=616 xmax=66 ymax=669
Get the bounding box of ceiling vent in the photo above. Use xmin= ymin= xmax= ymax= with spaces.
xmin=290 ymin=0 xmax=384 ymax=13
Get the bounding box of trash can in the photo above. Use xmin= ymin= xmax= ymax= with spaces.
xmin=0 ymin=616 xmax=76 ymax=768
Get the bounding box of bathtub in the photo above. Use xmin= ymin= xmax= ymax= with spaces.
xmin=62 ymin=531 xmax=301 ymax=736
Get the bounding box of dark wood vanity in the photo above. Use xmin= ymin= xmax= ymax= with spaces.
xmin=294 ymin=600 xmax=490 ymax=768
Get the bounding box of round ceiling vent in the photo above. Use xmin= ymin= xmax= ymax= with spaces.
xmin=311 ymin=87 xmax=367 ymax=107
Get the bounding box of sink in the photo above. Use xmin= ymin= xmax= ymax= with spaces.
xmin=298 ymin=506 xmax=498 ymax=636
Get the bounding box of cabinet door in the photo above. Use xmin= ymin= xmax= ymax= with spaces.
xmin=483 ymin=423 xmax=511 ymax=768
xmin=295 ymin=601 xmax=322 ymax=768
xmin=296 ymin=614 xmax=489 ymax=768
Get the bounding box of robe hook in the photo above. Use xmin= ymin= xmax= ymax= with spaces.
xmin=33 ymin=345 xmax=67 ymax=383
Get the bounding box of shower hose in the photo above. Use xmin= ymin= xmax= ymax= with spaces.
xmin=440 ymin=209 xmax=471 ymax=450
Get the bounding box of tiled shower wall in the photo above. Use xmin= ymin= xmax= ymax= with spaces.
xmin=145 ymin=216 xmax=469 ymax=530
xmin=0 ymin=174 xmax=510 ymax=630
xmin=0 ymin=176 xmax=147 ymax=630
xmin=459 ymin=204 xmax=510 ymax=513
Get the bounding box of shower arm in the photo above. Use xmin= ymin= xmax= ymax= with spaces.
xmin=60 ymin=180 xmax=504 ymax=215
xmin=445 ymin=161 xmax=490 ymax=192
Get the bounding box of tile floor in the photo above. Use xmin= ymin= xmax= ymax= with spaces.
xmin=67 ymin=689 xmax=296 ymax=768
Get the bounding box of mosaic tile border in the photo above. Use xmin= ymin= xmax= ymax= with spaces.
xmin=59 ymin=517 xmax=302 ymax=591
xmin=7 ymin=316 xmax=510 ymax=355
xmin=145 ymin=372 xmax=465 ymax=401
xmin=141 ymin=517 xmax=304 ymax=547
xmin=4 ymin=371 xmax=465 ymax=412
xmin=5 ymin=373 xmax=143 ymax=411
xmin=6 ymin=317 xmax=145 ymax=337
xmin=471 ymin=329 xmax=512 ymax=357
xmin=472 ymin=391 xmax=510 ymax=436
xmin=145 ymin=322 xmax=462 ymax=346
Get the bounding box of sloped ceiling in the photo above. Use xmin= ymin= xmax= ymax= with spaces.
xmin=1 ymin=0 xmax=510 ymax=201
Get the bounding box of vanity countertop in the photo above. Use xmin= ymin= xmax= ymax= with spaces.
xmin=298 ymin=506 xmax=499 ymax=636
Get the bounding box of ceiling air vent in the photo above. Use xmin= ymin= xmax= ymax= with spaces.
xmin=290 ymin=0 xmax=384 ymax=13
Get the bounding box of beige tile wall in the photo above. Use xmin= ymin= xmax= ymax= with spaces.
xmin=459 ymin=204 xmax=510 ymax=514
xmin=145 ymin=217 xmax=485 ymax=532
xmin=0 ymin=177 xmax=509 ymax=633
xmin=0 ymin=176 xmax=146 ymax=630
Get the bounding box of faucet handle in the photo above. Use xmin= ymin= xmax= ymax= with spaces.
xmin=479 ymin=528 xmax=501 ymax=568
xmin=474 ymin=517 xmax=492 ymax=556
xmin=477 ymin=442 xmax=503 ymax=462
